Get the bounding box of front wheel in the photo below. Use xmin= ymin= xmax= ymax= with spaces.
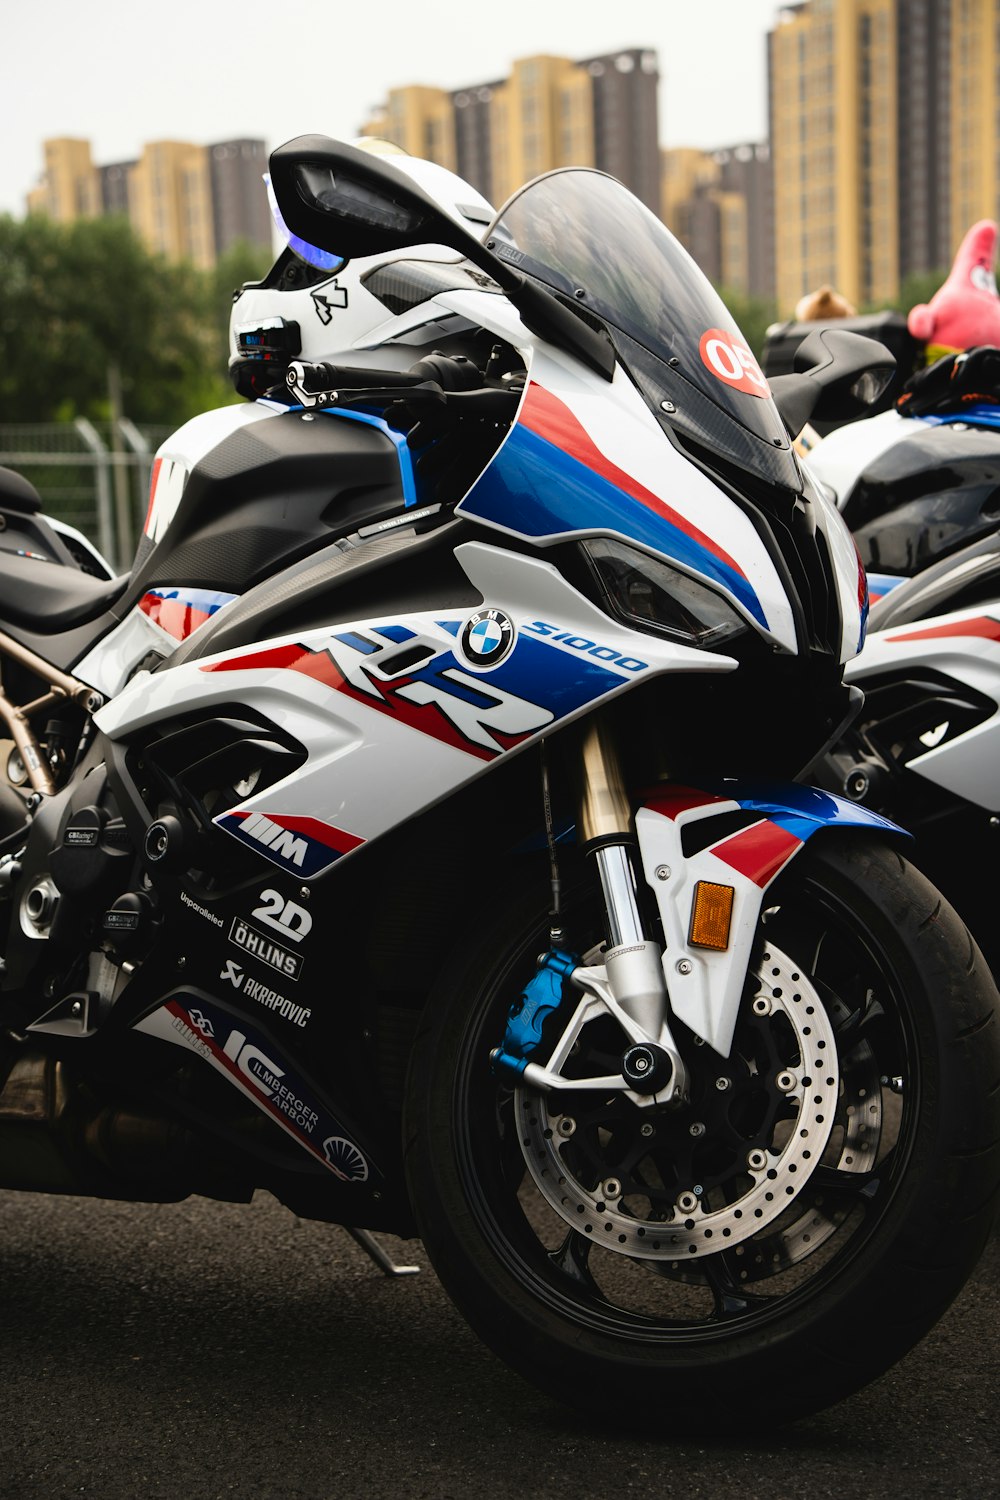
xmin=404 ymin=836 xmax=1000 ymax=1431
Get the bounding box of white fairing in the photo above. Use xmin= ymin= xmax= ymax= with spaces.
xmin=96 ymin=543 xmax=738 ymax=877
xmin=803 ymin=409 xmax=909 ymax=509
xmin=431 ymin=290 xmax=802 ymax=655
xmin=232 ymin=264 xmax=413 ymax=368
xmin=845 ymin=604 xmax=1000 ymax=808
xmin=636 ymin=802 xmax=773 ymax=1057
xmin=811 ymin=478 xmax=869 ymax=661
xmin=72 ymin=609 xmax=179 ymax=697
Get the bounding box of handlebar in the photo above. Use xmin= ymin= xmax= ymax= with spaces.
xmin=286 ymin=351 xmax=488 ymax=409
xmin=288 ymin=360 xmax=432 ymax=399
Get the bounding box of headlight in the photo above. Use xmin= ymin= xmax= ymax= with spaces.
xmin=581 ymin=538 xmax=749 ymax=648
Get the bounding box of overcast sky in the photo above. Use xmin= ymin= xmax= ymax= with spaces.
xmin=5 ymin=0 xmax=783 ymax=217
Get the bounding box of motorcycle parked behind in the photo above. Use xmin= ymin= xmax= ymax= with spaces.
xmin=804 ymin=344 xmax=1000 ymax=601
xmin=817 ymin=531 xmax=1000 ymax=976
xmin=809 ymin=346 xmax=1000 ymax=970
xmin=0 ymin=137 xmax=997 ymax=1433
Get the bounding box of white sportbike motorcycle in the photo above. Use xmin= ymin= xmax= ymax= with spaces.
xmin=0 ymin=137 xmax=996 ymax=1432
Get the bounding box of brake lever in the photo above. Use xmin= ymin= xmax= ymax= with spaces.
xmin=286 ymin=365 xmax=447 ymax=411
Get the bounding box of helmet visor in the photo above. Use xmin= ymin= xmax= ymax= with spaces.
xmin=263 ymin=172 xmax=345 ymax=274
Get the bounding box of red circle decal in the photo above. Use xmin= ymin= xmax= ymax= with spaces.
xmin=699 ymin=328 xmax=770 ymax=397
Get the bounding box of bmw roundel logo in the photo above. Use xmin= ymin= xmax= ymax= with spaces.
xmin=461 ymin=607 xmax=515 ymax=668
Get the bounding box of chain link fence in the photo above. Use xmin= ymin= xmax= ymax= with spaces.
xmin=0 ymin=421 xmax=176 ymax=573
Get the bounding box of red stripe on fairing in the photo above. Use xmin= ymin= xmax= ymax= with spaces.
xmin=855 ymin=544 xmax=868 ymax=615
xmin=139 ymin=592 xmax=214 ymax=641
xmin=228 ymin=809 xmax=364 ymax=855
xmin=887 ymin=616 xmax=1000 ymax=645
xmin=143 ymin=456 xmax=162 ymax=537
xmin=641 ymin=786 xmax=731 ymax=820
xmin=202 ymin=643 xmax=499 ymax=761
xmin=711 ymin=820 xmax=801 ymax=886
xmin=519 ymin=383 xmax=748 ymax=579
xmin=204 ymin=643 xmax=303 ymax=672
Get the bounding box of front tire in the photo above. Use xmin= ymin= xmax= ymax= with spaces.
xmin=404 ymin=836 xmax=1000 ymax=1431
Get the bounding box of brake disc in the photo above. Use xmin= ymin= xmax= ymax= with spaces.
xmin=514 ymin=941 xmax=839 ymax=1259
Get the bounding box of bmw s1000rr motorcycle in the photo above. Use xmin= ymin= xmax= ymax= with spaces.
xmin=0 ymin=137 xmax=997 ymax=1433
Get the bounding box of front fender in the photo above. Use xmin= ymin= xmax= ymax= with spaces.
xmin=635 ymin=782 xmax=906 ymax=1058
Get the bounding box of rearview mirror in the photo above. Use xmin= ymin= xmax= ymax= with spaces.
xmin=771 ymin=327 xmax=896 ymax=438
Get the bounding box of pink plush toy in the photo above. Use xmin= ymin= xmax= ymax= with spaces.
xmin=908 ymin=219 xmax=1000 ymax=358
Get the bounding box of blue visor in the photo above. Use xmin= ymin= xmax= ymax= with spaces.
xmin=263 ymin=172 xmax=345 ymax=275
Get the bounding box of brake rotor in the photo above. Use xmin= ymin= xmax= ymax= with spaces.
xmin=514 ymin=941 xmax=839 ymax=1259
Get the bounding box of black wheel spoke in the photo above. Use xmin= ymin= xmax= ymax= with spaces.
xmin=810 ymin=1163 xmax=883 ymax=1200
xmin=701 ymin=1252 xmax=773 ymax=1317
xmin=548 ymin=1229 xmax=601 ymax=1295
xmin=832 ymin=997 xmax=887 ymax=1050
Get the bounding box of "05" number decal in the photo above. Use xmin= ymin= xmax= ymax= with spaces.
xmin=699 ymin=328 xmax=770 ymax=397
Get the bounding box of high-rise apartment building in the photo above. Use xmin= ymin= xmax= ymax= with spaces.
xmin=769 ymin=0 xmax=1000 ymax=315
xmin=662 ymin=144 xmax=775 ymax=299
xmin=27 ymin=137 xmax=273 ymax=266
xmin=769 ymin=0 xmax=898 ymax=314
xmin=128 ymin=140 xmax=216 ymax=268
xmin=99 ymin=159 xmax=135 ymax=219
xmin=26 ymin=138 xmax=101 ymax=222
xmin=208 ymin=139 xmax=274 ymax=259
xmin=362 ymin=48 xmax=661 ymax=214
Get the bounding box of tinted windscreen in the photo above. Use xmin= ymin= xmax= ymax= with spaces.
xmin=490 ymin=169 xmax=789 ymax=450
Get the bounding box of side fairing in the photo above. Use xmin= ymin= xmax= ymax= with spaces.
xmin=845 ymin=607 xmax=1000 ymax=809
xmin=95 ymin=542 xmax=738 ymax=878
xmin=802 ymin=409 xmax=909 ymax=508
xmin=809 ymin=475 xmax=870 ymax=661
xmin=73 ymin=587 xmax=238 ymax=696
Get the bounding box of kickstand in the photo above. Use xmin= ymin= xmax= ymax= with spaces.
xmin=346 ymin=1226 xmax=421 ymax=1277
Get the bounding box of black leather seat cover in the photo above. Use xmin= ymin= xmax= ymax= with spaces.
xmin=0 ymin=550 xmax=128 ymax=632
xmin=0 ymin=467 xmax=42 ymax=514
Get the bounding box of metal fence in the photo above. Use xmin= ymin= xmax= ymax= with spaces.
xmin=0 ymin=421 xmax=176 ymax=573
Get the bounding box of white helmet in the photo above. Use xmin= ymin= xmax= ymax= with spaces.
xmin=228 ymin=139 xmax=496 ymax=398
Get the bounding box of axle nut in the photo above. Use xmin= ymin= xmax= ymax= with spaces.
xmin=621 ymin=1043 xmax=672 ymax=1094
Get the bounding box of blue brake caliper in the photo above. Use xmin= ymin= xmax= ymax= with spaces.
xmin=490 ymin=949 xmax=577 ymax=1081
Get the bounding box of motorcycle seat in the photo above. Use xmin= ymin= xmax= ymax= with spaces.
xmin=0 ymin=550 xmax=129 ymax=633
xmin=0 ymin=467 xmax=42 ymax=513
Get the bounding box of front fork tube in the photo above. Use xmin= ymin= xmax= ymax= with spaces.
xmin=578 ymin=720 xmax=689 ymax=1103
xmin=587 ymin=845 xmax=689 ymax=1104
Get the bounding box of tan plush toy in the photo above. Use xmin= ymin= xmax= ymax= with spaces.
xmin=794 ymin=285 xmax=858 ymax=322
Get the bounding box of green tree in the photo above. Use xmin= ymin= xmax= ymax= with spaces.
xmin=882 ymin=269 xmax=950 ymax=319
xmin=197 ymin=237 xmax=274 ymax=390
xmin=0 ymin=214 xmax=265 ymax=428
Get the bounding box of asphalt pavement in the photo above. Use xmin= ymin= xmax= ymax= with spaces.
xmin=0 ymin=1188 xmax=997 ymax=1499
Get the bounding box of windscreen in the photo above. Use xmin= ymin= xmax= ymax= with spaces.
xmin=489 ymin=169 xmax=791 ymax=455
